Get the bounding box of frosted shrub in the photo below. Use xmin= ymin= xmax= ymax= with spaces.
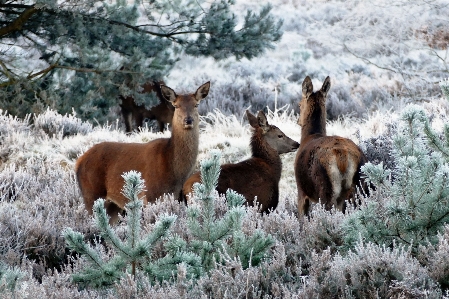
xmin=419 ymin=225 xmax=449 ymax=291
xmin=440 ymin=78 xmax=449 ymax=102
xmin=0 ymin=110 xmax=31 ymax=136
xmin=34 ymin=108 xmax=93 ymax=138
xmin=303 ymin=241 xmax=440 ymax=298
xmin=0 ymin=158 xmax=92 ymax=278
xmin=359 ymin=121 xmax=396 ymax=172
xmin=344 ymin=105 xmax=449 ymax=252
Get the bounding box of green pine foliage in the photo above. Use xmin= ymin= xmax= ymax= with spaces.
xmin=186 ymin=150 xmax=275 ymax=271
xmin=343 ymin=105 xmax=449 ymax=253
xmin=0 ymin=0 xmax=283 ymax=122
xmin=63 ymin=171 xmax=183 ymax=288
xmin=0 ymin=262 xmax=25 ymax=293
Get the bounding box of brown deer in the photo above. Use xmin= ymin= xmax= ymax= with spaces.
xmin=76 ymin=82 xmax=210 ymax=224
xmin=182 ymin=110 xmax=299 ymax=213
xmin=119 ymin=81 xmax=175 ymax=133
xmin=294 ymin=76 xmax=368 ymax=216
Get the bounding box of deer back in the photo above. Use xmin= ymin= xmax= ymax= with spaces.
xmin=77 ymin=82 xmax=210 ymax=224
xmin=294 ymin=76 xmax=367 ymax=215
xmin=183 ymin=110 xmax=299 ymax=213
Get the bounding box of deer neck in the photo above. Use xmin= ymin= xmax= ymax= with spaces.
xmin=301 ymin=106 xmax=326 ymax=144
xmin=251 ymin=130 xmax=282 ymax=179
xmin=169 ymin=123 xmax=199 ymax=178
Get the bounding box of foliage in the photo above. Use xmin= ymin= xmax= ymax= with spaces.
xmin=440 ymin=78 xmax=449 ymax=102
xmin=186 ymin=150 xmax=275 ymax=271
xmin=343 ymin=105 xmax=449 ymax=253
xmin=318 ymin=0 xmax=449 ymax=100
xmin=0 ymin=0 xmax=282 ymax=123
xmin=0 ymin=261 xmax=25 ymax=293
xmin=63 ymin=171 xmax=186 ymax=288
xmin=34 ymin=107 xmax=93 ymax=137
xmin=303 ymin=241 xmax=440 ymax=298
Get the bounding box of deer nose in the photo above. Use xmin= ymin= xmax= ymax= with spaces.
xmin=293 ymin=141 xmax=300 ymax=149
xmin=184 ymin=117 xmax=194 ymax=125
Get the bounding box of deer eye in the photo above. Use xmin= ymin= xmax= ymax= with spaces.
xmin=278 ymin=135 xmax=283 ymax=138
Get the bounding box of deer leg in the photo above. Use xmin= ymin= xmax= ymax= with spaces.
xmin=297 ymin=188 xmax=311 ymax=217
xmin=81 ymin=188 xmax=106 ymax=215
xmin=121 ymin=109 xmax=133 ymax=133
xmin=134 ymin=113 xmax=144 ymax=131
xmin=104 ymin=200 xmax=124 ymax=225
xmin=157 ymin=120 xmax=165 ymax=132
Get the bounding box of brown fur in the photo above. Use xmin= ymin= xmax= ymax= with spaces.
xmin=119 ymin=81 xmax=175 ymax=133
xmin=183 ymin=110 xmax=299 ymax=213
xmin=294 ymin=76 xmax=368 ymax=216
xmin=76 ymin=82 xmax=210 ymax=223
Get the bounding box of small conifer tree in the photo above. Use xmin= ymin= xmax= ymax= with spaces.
xmin=0 ymin=262 xmax=25 ymax=293
xmin=186 ymin=150 xmax=275 ymax=271
xmin=63 ymin=171 xmax=192 ymax=288
xmin=343 ymin=105 xmax=449 ymax=253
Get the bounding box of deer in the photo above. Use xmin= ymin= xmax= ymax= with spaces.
xmin=119 ymin=81 xmax=175 ymax=133
xmin=76 ymin=82 xmax=210 ymax=224
xmin=182 ymin=110 xmax=300 ymax=213
xmin=294 ymin=76 xmax=368 ymax=216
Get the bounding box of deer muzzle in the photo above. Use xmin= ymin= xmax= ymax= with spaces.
xmin=184 ymin=116 xmax=194 ymax=129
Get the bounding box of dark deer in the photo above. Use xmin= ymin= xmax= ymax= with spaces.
xmin=183 ymin=110 xmax=299 ymax=213
xmin=119 ymin=81 xmax=175 ymax=133
xmin=294 ymin=76 xmax=368 ymax=216
xmin=76 ymin=82 xmax=210 ymax=223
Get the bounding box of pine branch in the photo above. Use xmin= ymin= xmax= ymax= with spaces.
xmin=0 ymin=6 xmax=38 ymax=37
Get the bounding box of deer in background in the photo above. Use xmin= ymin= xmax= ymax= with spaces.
xmin=294 ymin=76 xmax=368 ymax=216
xmin=183 ymin=110 xmax=299 ymax=213
xmin=119 ymin=81 xmax=175 ymax=133
xmin=76 ymin=82 xmax=210 ymax=224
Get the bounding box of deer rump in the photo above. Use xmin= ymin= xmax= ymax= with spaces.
xmin=295 ymin=135 xmax=367 ymax=212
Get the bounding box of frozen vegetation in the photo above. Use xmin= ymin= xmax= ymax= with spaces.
xmin=0 ymin=0 xmax=449 ymax=297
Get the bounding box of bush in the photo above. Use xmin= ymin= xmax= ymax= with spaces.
xmin=34 ymin=108 xmax=93 ymax=138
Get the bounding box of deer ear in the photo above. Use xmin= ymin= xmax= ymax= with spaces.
xmin=160 ymin=85 xmax=177 ymax=103
xmin=195 ymin=81 xmax=210 ymax=101
xmin=320 ymin=76 xmax=331 ymax=97
xmin=246 ymin=110 xmax=258 ymax=128
xmin=257 ymin=111 xmax=270 ymax=131
xmin=302 ymin=76 xmax=313 ymax=98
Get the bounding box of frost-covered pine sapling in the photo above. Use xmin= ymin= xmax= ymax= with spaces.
xmin=343 ymin=105 xmax=449 ymax=253
xmin=187 ymin=151 xmax=274 ymax=272
xmin=63 ymin=171 xmax=178 ymax=288
xmin=0 ymin=262 xmax=25 ymax=293
xmin=420 ymin=107 xmax=449 ymax=161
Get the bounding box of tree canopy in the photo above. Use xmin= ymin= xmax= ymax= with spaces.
xmin=0 ymin=0 xmax=283 ymax=122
